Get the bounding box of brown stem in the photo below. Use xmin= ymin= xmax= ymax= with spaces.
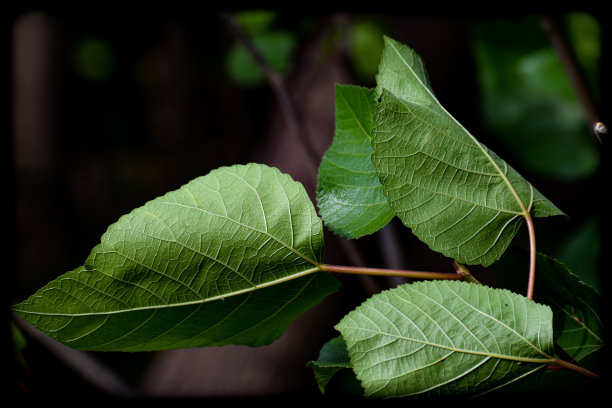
xmin=550 ymin=358 xmax=600 ymax=380
xmin=452 ymin=261 xmax=482 ymax=285
xmin=525 ymin=213 xmax=537 ymax=300
xmin=320 ymin=264 xmax=463 ymax=281
xmin=554 ymin=341 xmax=578 ymax=365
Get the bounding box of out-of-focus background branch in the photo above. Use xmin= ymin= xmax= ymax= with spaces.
xmin=8 ymin=7 xmax=607 ymax=398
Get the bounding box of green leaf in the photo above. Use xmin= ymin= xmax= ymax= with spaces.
xmin=491 ymin=249 xmax=603 ymax=361
xmin=317 ymin=84 xmax=394 ymax=238
xmin=308 ymin=335 xmax=353 ymax=393
xmin=375 ymin=36 xmax=435 ymax=102
xmin=336 ymin=280 xmax=555 ymax=398
xmin=13 ymin=163 xmax=338 ymax=351
xmin=371 ymin=37 xmax=564 ymax=266
xmin=535 ymin=253 xmax=603 ymax=361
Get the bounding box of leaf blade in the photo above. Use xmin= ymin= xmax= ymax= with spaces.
xmin=535 ymin=253 xmax=603 ymax=361
xmin=491 ymin=249 xmax=604 ymax=361
xmin=307 ymin=335 xmax=353 ymax=393
xmin=371 ymin=38 xmax=564 ymax=266
xmin=15 ymin=272 xmax=338 ymax=351
xmin=336 ymin=280 xmax=554 ymax=398
xmin=317 ymin=84 xmax=394 ymax=239
xmin=13 ymin=163 xmax=337 ymax=350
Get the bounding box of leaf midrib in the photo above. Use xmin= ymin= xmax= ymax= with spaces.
xmin=350 ymin=326 xmax=553 ymax=364
xmin=553 ymin=302 xmax=604 ymax=344
xmin=63 ymin=273 xmax=321 ymax=348
xmin=384 ymin=176 xmax=524 ymax=216
xmin=14 ymin=265 xmax=322 ymax=317
xmin=337 ymin=88 xmax=372 ymax=142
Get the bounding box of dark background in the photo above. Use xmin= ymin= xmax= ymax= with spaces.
xmin=6 ymin=6 xmax=608 ymax=400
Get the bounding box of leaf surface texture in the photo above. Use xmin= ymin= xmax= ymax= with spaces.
xmin=13 ymin=163 xmax=337 ymax=350
xmin=336 ymin=280 xmax=554 ymax=398
xmin=371 ymin=37 xmax=564 ymax=265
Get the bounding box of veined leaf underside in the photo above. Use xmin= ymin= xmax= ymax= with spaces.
xmin=379 ymin=36 xmax=528 ymax=209
xmin=337 ymin=280 xmax=554 ymax=397
xmin=13 ymin=163 xmax=337 ymax=350
xmin=371 ymin=37 xmax=563 ymax=266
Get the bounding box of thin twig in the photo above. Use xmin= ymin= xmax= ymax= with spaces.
xmin=550 ymin=358 xmax=600 ymax=380
xmin=540 ymin=14 xmax=604 ymax=146
xmin=452 ymin=261 xmax=482 ymax=285
xmin=219 ymin=12 xmax=321 ymax=165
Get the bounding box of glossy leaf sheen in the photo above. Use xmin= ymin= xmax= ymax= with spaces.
xmin=336 ymin=280 xmax=554 ymax=398
xmin=371 ymin=37 xmax=564 ymax=266
xmin=13 ymin=163 xmax=338 ymax=351
xmin=317 ymin=84 xmax=393 ymax=238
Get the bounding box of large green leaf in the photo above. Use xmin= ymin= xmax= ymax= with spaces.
xmin=371 ymin=37 xmax=564 ymax=266
xmin=336 ymin=280 xmax=555 ymax=398
xmin=317 ymin=84 xmax=394 ymax=238
xmin=13 ymin=163 xmax=338 ymax=351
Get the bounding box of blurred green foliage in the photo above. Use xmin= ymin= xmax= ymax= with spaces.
xmin=347 ymin=19 xmax=386 ymax=82
xmin=233 ymin=10 xmax=277 ymax=35
xmin=11 ymin=322 xmax=27 ymax=351
xmin=469 ymin=13 xmax=601 ymax=181
xmin=73 ymin=37 xmax=116 ymax=82
xmin=225 ymin=11 xmax=296 ymax=86
xmin=225 ymin=13 xmax=390 ymax=87
xmin=566 ymin=13 xmax=601 ymax=100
